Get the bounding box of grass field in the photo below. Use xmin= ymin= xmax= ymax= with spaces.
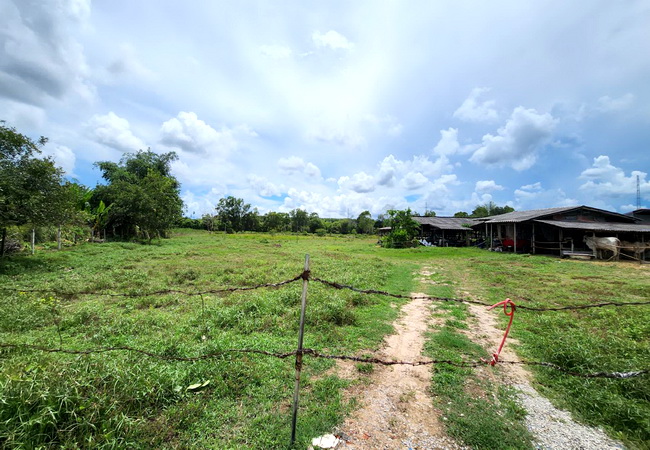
xmin=1 ymin=230 xmax=648 ymax=448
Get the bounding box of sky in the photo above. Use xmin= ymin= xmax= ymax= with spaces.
xmin=1 ymin=0 xmax=649 ymax=219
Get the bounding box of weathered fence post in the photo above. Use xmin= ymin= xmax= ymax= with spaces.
xmin=290 ymin=254 xmax=310 ymax=445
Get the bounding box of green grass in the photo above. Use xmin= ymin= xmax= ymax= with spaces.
xmin=426 ymin=248 xmax=650 ymax=449
xmin=1 ymin=234 xmax=648 ymax=448
xmin=0 ymin=231 xmax=415 ymax=448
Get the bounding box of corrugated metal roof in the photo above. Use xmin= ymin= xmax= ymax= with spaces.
xmin=535 ymin=220 xmax=650 ymax=233
xmin=479 ymin=206 xmax=636 ymax=224
xmin=412 ymin=216 xmax=479 ymax=231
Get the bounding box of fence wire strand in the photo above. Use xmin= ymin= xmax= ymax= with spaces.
xmin=1 ymin=343 xmax=647 ymax=379
xmin=2 ymin=269 xmax=649 ymax=379
xmin=2 ymin=270 xmax=648 ymax=311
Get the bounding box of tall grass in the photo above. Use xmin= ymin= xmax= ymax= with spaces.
xmin=0 ymin=231 xmax=415 ymax=448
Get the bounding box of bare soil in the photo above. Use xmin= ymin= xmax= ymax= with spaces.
xmin=320 ymin=266 xmax=625 ymax=450
xmin=335 ymin=292 xmax=463 ymax=449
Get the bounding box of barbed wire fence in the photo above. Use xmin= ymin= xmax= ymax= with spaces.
xmin=2 ymin=254 xmax=649 ymax=444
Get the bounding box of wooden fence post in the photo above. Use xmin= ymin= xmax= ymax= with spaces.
xmin=290 ymin=254 xmax=310 ymax=445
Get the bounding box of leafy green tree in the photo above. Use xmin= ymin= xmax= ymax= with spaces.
xmin=289 ymin=208 xmax=309 ymax=232
xmin=215 ymin=196 xmax=251 ymax=232
xmin=356 ymin=210 xmax=375 ymax=234
xmin=383 ymin=208 xmax=420 ymax=248
xmin=471 ymin=202 xmax=514 ymax=218
xmin=308 ymin=212 xmax=323 ymax=233
xmin=423 ymin=210 xmax=436 ymax=217
xmin=242 ymin=207 xmax=261 ymax=232
xmin=454 ymin=211 xmax=469 ymax=218
xmin=0 ymin=122 xmax=73 ymax=255
xmin=263 ymin=211 xmax=290 ymax=232
xmin=93 ymin=150 xmax=182 ymax=241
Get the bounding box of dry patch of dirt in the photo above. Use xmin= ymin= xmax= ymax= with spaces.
xmin=335 ymin=290 xmax=463 ymax=449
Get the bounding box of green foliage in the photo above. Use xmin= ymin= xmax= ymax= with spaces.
xmin=382 ymin=208 xmax=420 ymax=248
xmin=453 ymin=211 xmax=469 ymax=218
xmin=289 ymin=208 xmax=309 ymax=232
xmin=215 ymin=196 xmax=258 ymax=232
xmin=356 ymin=210 xmax=374 ymax=234
xmin=0 ymin=123 xmax=70 ymax=228
xmin=471 ymin=201 xmax=515 ymax=218
xmin=93 ymin=150 xmax=183 ymax=241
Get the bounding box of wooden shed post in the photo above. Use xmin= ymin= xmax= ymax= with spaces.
xmin=532 ymin=223 xmax=536 ymax=254
xmin=514 ymin=224 xmax=518 ymax=253
xmin=559 ymin=229 xmax=564 ymax=257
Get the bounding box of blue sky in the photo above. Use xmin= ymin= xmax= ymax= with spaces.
xmin=1 ymin=0 xmax=649 ymax=218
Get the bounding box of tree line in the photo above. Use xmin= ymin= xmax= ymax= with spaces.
xmin=1 ymin=121 xmax=515 ymax=254
xmin=1 ymin=122 xmax=182 ymax=254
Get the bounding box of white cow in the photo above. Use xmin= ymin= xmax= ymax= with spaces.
xmin=583 ymin=236 xmax=620 ymax=261
xmin=620 ymin=241 xmax=650 ymax=261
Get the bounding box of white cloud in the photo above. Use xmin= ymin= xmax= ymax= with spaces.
xmin=514 ymin=183 xmax=576 ymax=210
xmin=259 ymin=44 xmax=292 ymax=59
xmin=469 ymin=107 xmax=557 ymax=171
xmin=453 ymin=87 xmax=498 ymax=122
xmin=43 ymin=144 xmax=76 ymax=175
xmin=106 ymin=43 xmax=155 ymax=81
xmin=475 ymin=180 xmax=504 ymax=193
xmin=278 ymin=156 xmax=322 ymax=179
xmin=401 ymin=172 xmax=429 ymax=190
xmin=338 ymin=171 xmax=375 ymax=193
xmin=312 ymin=30 xmax=354 ymax=50
xmin=432 ymin=128 xmax=460 ymax=156
xmin=247 ymin=174 xmax=283 ymax=197
xmin=160 ymin=112 xmax=255 ymax=156
xmin=307 ymin=126 xmax=365 ymax=149
xmin=596 ymin=93 xmax=634 ymax=113
xmin=88 ymin=112 xmax=146 ymax=152
xmin=579 ymin=155 xmax=649 ymax=198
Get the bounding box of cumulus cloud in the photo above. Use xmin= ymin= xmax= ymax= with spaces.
xmin=0 ymin=0 xmax=93 ymax=105
xmin=432 ymin=128 xmax=460 ymax=156
xmin=475 ymin=180 xmax=504 ymax=193
xmin=247 ymin=174 xmax=284 ymax=197
xmin=278 ymin=156 xmax=322 ymax=178
xmin=43 ymin=144 xmax=76 ymax=175
xmin=338 ymin=171 xmax=375 ymax=193
xmin=579 ymin=155 xmax=649 ymax=198
xmin=401 ymin=172 xmax=429 ymax=190
xmin=469 ymin=107 xmax=557 ymax=171
xmin=312 ymin=30 xmax=354 ymax=50
xmin=453 ymin=88 xmax=498 ymax=122
xmin=88 ymin=112 xmax=146 ymax=152
xmin=307 ymin=126 xmax=365 ymax=149
xmin=160 ymin=112 xmax=255 ymax=156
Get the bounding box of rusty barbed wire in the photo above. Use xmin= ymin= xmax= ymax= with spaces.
xmin=1 ymin=343 xmax=647 ymax=379
xmin=1 ymin=270 xmax=648 ymax=311
xmin=310 ymin=276 xmax=650 ymax=311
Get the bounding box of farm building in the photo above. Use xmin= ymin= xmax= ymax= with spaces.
xmin=472 ymin=205 xmax=650 ymax=260
xmin=412 ymin=216 xmax=480 ymax=247
xmin=627 ymin=208 xmax=650 ymax=223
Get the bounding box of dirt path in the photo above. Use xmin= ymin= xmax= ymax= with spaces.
xmin=321 ymin=266 xmax=624 ymax=449
xmin=334 ymin=289 xmax=463 ymax=449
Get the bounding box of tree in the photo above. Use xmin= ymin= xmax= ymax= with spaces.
xmin=0 ymin=122 xmax=72 ymax=255
xmin=423 ymin=210 xmax=436 ymax=217
xmin=454 ymin=211 xmax=469 ymax=218
xmin=356 ymin=210 xmax=374 ymax=234
xmin=308 ymin=212 xmax=323 ymax=233
xmin=215 ymin=196 xmax=251 ymax=232
xmin=93 ymin=150 xmax=182 ymax=241
xmin=382 ymin=208 xmax=420 ymax=248
xmin=263 ymin=211 xmax=290 ymax=232
xmin=471 ymin=202 xmax=514 ymax=218
xmin=289 ymin=208 xmax=309 ymax=232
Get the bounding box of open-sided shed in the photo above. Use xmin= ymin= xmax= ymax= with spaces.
xmin=412 ymin=216 xmax=480 ymax=247
xmin=472 ymin=206 xmax=650 ymax=259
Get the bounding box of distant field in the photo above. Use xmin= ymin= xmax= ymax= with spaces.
xmin=1 ymin=230 xmax=648 ymax=448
